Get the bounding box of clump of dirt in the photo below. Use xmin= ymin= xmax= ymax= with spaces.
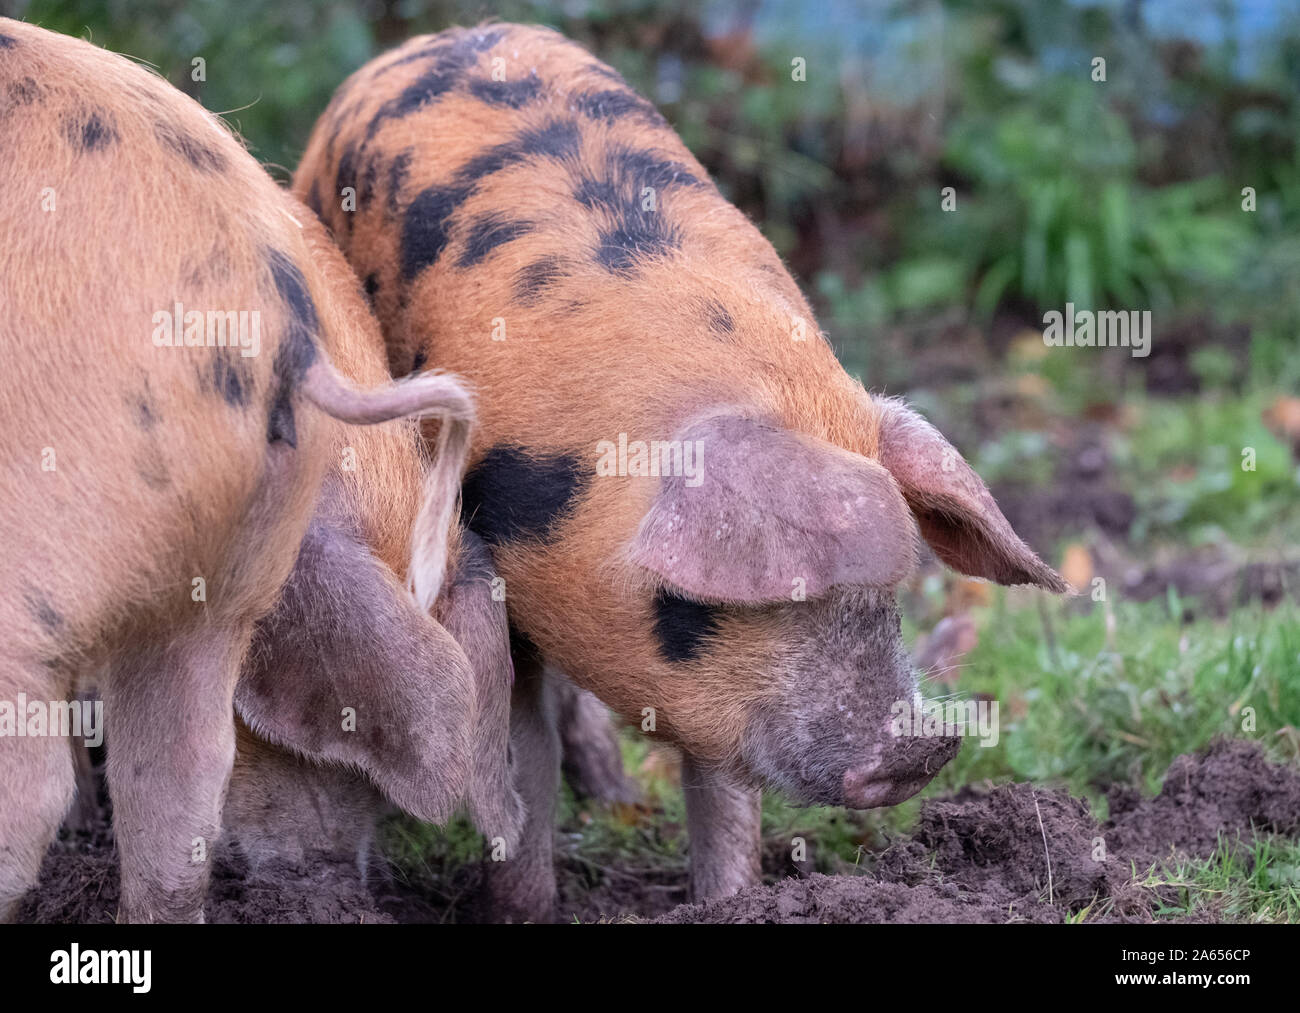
xmin=207 ymin=852 xmax=397 ymax=924
xmin=18 ymin=800 xmax=405 ymax=925
xmin=18 ymin=838 xmax=121 ymax=925
xmin=878 ymin=783 xmax=1146 ymax=918
xmin=657 ymin=739 xmax=1300 ymax=924
xmin=1105 ymin=738 xmax=1300 ymax=867
xmin=656 ymin=873 xmax=1059 ymax=924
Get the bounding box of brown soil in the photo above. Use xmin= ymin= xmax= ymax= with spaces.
xmin=19 ymin=739 xmax=1300 ymax=924
xmin=656 ymin=739 xmax=1300 ymax=923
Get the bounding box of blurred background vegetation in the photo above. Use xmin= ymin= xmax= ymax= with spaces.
xmin=10 ymin=2 xmax=1296 ymax=362
xmin=9 ymin=2 xmax=1298 ymax=552
xmin=11 ymin=0 xmax=1300 ymax=918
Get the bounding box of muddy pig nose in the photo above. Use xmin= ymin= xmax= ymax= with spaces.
xmin=841 ymin=732 xmax=961 ymax=809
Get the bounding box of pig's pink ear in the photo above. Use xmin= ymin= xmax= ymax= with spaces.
xmin=874 ymin=398 xmax=1068 ymax=592
xmin=236 ymin=500 xmax=476 ymax=827
xmin=627 ymin=415 xmax=918 ymax=603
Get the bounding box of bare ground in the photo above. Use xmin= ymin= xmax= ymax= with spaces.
xmin=18 ymin=738 xmax=1300 ymax=924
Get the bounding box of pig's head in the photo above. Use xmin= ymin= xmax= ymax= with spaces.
xmin=617 ymin=399 xmax=1067 ymax=808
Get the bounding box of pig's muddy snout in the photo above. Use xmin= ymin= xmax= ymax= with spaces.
xmin=840 ymin=721 xmax=962 ymax=809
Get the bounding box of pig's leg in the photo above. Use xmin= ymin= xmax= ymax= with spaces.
xmin=681 ymin=755 xmax=762 ymax=902
xmin=480 ymin=655 xmax=560 ymax=923
xmin=555 ymin=679 xmax=640 ymax=805
xmin=0 ymin=662 xmax=76 ymax=921
xmin=105 ymin=627 xmax=246 ymax=923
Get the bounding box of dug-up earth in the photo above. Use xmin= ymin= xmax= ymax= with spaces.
xmin=19 ymin=739 xmax=1300 ymax=924
xmin=659 ymin=739 xmax=1300 ymax=923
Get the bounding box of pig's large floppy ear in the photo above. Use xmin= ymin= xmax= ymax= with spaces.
xmin=432 ymin=529 xmax=525 ymax=850
xmin=236 ymin=507 xmax=476 ymax=826
xmin=874 ymin=398 xmax=1068 ymax=592
xmin=628 ymin=414 xmax=918 ymax=603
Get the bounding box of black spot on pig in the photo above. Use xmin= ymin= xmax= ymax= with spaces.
xmin=514 ymin=259 xmax=565 ymax=305
xmin=358 ymin=155 xmax=381 ymax=206
xmin=8 ymin=77 xmax=40 ymax=105
xmin=371 ymin=66 xmax=459 ymax=130
xmin=209 ymin=355 xmax=250 ymax=408
xmin=410 ymin=348 xmax=427 ymax=374
xmin=403 ymin=120 xmax=584 ymax=280
xmin=366 ymin=29 xmax=506 ymax=137
xmin=135 ymin=396 xmax=158 ymax=431
xmin=267 ymin=251 xmax=320 ymax=344
xmin=610 ymin=146 xmax=704 ymax=193
xmin=454 ymin=147 xmax=513 ymax=189
xmin=572 ymin=89 xmax=665 ymax=127
xmin=154 ymin=121 xmax=227 ymax=173
xmin=335 ymin=143 xmax=361 ymax=212
xmin=0 ymin=33 xmax=16 ymax=49
xmin=65 ymin=111 xmax=118 ymax=152
xmin=363 ymin=273 xmax=380 ymax=304
xmin=264 ymin=249 xmax=321 ymax=447
xmin=574 ymin=176 xmax=619 ymax=210
xmin=387 ymin=149 xmax=412 ymax=213
xmin=596 ymin=219 xmax=681 ymax=275
xmin=24 ymin=589 xmax=64 ymax=634
xmin=402 ymin=184 xmax=469 ymax=280
xmin=652 ymin=588 xmax=721 ymax=664
xmin=461 ymin=445 xmax=583 ymax=544
xmin=377 ymin=26 xmax=505 ymax=79
xmin=469 ymin=74 xmax=542 ymax=108
xmin=705 ymin=299 xmax=735 ymax=338
xmin=265 ymin=386 xmax=296 ymax=446
xmin=458 ymin=214 xmax=533 ymax=268
xmin=515 ymin=118 xmax=583 ymax=163
xmin=576 ymin=147 xmax=696 ymax=274
xmin=455 ymin=118 xmax=582 ymax=188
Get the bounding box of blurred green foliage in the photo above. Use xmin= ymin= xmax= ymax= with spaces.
xmin=14 ymin=1 xmax=1300 ymax=363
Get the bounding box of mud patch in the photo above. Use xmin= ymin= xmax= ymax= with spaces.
xmin=19 ymin=739 xmax=1300 ymax=923
xmin=655 ymin=874 xmax=1064 ymax=924
xmin=18 ymin=837 xmax=401 ymax=925
xmin=1105 ymin=738 xmax=1300 ymax=867
xmin=656 ymin=739 xmax=1300 ymax=923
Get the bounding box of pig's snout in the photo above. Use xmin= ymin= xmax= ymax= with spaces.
xmin=839 ymin=729 xmax=961 ymax=809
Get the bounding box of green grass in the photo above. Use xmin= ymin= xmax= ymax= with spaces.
xmin=930 ymin=595 xmax=1300 ymax=805
xmin=1138 ymin=835 xmax=1300 ymax=923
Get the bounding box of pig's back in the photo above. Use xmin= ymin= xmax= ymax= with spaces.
xmin=0 ymin=19 xmax=336 ymax=659
xmin=297 ymin=23 xmax=872 ymax=461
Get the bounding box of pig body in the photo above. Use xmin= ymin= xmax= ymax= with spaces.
xmin=0 ymin=19 xmax=505 ymax=922
xmin=295 ymin=23 xmax=1065 ymax=919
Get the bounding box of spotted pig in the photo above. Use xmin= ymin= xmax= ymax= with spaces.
xmin=0 ymin=19 xmax=511 ymax=922
xmin=294 ymin=23 xmax=1067 ymax=920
